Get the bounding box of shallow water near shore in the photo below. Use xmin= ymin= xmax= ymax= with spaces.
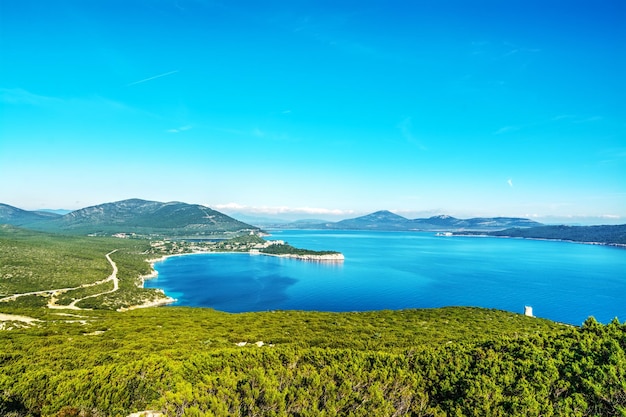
xmin=146 ymin=230 xmax=626 ymax=325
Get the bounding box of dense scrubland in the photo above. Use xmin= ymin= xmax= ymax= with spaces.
xmin=1 ymin=225 xmax=625 ymax=416
xmin=0 ymin=225 xmax=162 ymax=311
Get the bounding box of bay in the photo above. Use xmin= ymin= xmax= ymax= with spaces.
xmin=146 ymin=230 xmax=626 ymax=325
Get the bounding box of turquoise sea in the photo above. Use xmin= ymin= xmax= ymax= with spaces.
xmin=146 ymin=230 xmax=626 ymax=325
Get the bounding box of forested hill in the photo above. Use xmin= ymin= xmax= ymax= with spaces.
xmin=482 ymin=224 xmax=626 ymax=245
xmin=0 ymin=199 xmax=259 ymax=238
xmin=0 ymin=203 xmax=61 ymax=226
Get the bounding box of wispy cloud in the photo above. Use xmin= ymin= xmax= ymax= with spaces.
xmin=501 ymin=46 xmax=541 ymax=59
xmin=507 ymin=178 xmax=513 ymax=188
xmin=596 ymin=147 xmax=626 ymax=165
xmin=212 ymin=203 xmax=356 ymax=217
xmin=0 ymin=88 xmax=62 ymax=106
xmin=126 ymin=70 xmax=179 ymax=86
xmin=167 ymin=125 xmax=193 ymax=133
xmin=574 ymin=116 xmax=603 ymax=124
xmin=493 ymin=125 xmax=520 ymax=135
xmin=525 ymin=213 xmax=623 ymax=225
xmin=551 ymin=114 xmax=603 ymax=124
xmin=398 ymin=117 xmax=427 ymax=150
xmin=551 ymin=114 xmax=576 ymax=121
xmin=0 ymin=88 xmax=147 ymax=116
xmin=250 ymin=127 xmax=295 ymax=142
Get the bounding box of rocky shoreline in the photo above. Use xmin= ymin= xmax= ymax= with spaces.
xmin=256 ymin=252 xmax=345 ymax=262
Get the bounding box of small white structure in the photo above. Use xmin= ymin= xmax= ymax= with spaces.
xmin=524 ymin=306 xmax=534 ymax=317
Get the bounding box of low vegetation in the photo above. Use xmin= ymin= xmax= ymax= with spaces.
xmin=458 ymin=224 xmax=626 ymax=246
xmin=1 ymin=307 xmax=625 ymax=416
xmin=0 ymin=226 xmax=162 ymax=311
xmin=260 ymin=243 xmax=340 ymax=256
xmin=1 ymin=224 xmax=625 ymax=416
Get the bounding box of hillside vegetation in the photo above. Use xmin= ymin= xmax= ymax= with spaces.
xmin=0 ymin=199 xmax=259 ymax=238
xmin=1 ymin=225 xmax=625 ymax=416
xmin=0 ymin=225 xmax=165 ymax=310
xmin=486 ymin=225 xmax=626 ymax=245
xmin=1 ymin=307 xmax=625 ymax=416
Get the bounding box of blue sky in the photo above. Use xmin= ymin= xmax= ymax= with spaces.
xmin=1 ymin=0 xmax=624 ymax=224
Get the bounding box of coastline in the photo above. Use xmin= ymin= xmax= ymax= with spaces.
xmin=141 ymin=251 xmax=230 ymax=283
xmin=448 ymin=233 xmax=626 ymax=248
xmin=133 ymin=253 xmax=207 ymax=309
xmin=137 ymin=249 xmax=345 ymax=310
xmin=256 ymin=252 xmax=345 ymax=262
xmin=137 ymin=251 xmax=251 ymax=309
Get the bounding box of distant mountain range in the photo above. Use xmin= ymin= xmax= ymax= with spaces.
xmin=4 ymin=201 xmax=621 ymax=244
xmin=0 ymin=199 xmax=259 ymax=237
xmin=275 ymin=210 xmax=543 ymax=231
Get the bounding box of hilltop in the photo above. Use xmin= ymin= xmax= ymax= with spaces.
xmin=0 ymin=199 xmax=259 ymax=238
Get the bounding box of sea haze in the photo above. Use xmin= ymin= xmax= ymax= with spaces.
xmin=146 ymin=230 xmax=626 ymax=325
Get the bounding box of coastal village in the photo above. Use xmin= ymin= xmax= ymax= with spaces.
xmin=144 ymin=233 xmax=344 ymax=261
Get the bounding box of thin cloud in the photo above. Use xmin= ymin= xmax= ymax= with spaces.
xmin=574 ymin=116 xmax=603 ymax=124
xmin=0 ymin=88 xmax=62 ymax=106
xmin=212 ymin=203 xmax=356 ymax=217
xmin=126 ymin=70 xmax=179 ymax=86
xmin=551 ymin=114 xmax=603 ymax=124
xmin=252 ymin=128 xmax=265 ymax=138
xmin=398 ymin=117 xmax=427 ymax=150
xmin=552 ymin=114 xmax=576 ymax=121
xmin=507 ymin=179 xmax=513 ymax=188
xmin=525 ymin=214 xmax=623 ymax=225
xmin=0 ymin=88 xmax=146 ymax=116
xmin=493 ymin=125 xmax=520 ymax=135
xmin=167 ymin=125 xmax=193 ymax=133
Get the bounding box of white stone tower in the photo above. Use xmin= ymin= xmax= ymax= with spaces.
xmin=524 ymin=306 xmax=534 ymax=317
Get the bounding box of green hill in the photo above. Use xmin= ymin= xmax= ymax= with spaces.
xmin=1 ymin=199 xmax=259 ymax=238
xmin=489 ymin=224 xmax=626 ymax=245
xmin=0 ymin=203 xmax=62 ymax=227
xmin=0 ymin=225 xmax=166 ymax=310
xmin=457 ymin=224 xmax=626 ymax=245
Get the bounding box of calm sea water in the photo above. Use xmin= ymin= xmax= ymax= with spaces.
xmin=146 ymin=230 xmax=626 ymax=325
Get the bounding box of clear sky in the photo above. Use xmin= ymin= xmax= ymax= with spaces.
xmin=1 ymin=0 xmax=624 ymax=224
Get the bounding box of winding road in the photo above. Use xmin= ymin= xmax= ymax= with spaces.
xmin=0 ymin=250 xmax=120 ymax=310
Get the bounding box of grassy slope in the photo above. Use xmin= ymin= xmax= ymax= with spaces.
xmin=0 ymin=225 xmax=163 ymax=310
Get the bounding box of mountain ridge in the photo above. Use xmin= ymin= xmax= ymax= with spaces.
xmin=0 ymin=203 xmax=62 ymax=227
xmin=275 ymin=210 xmax=543 ymax=231
xmin=0 ymin=199 xmax=259 ymax=237
xmin=473 ymin=224 xmax=626 ymax=245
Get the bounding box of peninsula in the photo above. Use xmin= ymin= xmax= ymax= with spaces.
xmin=252 ymin=240 xmax=344 ymax=262
xmin=146 ymin=233 xmax=344 ymax=262
xmin=449 ymin=224 xmax=626 ymax=247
